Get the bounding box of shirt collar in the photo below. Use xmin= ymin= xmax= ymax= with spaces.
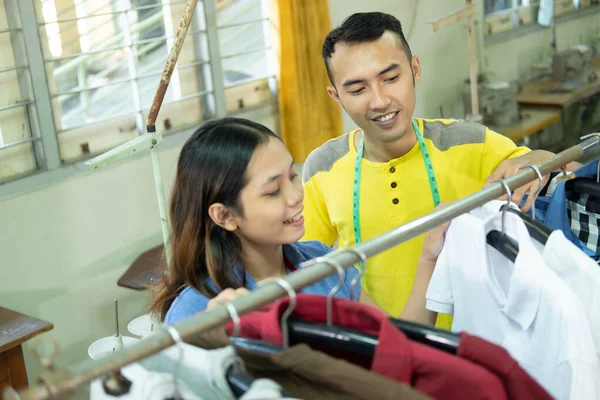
xmin=282 ymin=243 xmax=306 ymax=266
xmin=226 ymin=244 xmax=304 ymax=290
xmin=483 ymin=211 xmax=542 ymax=330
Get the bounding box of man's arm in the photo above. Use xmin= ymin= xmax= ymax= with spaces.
xmin=480 ymin=128 xmax=563 ymax=212
xmin=486 ymin=150 xmax=582 ymax=209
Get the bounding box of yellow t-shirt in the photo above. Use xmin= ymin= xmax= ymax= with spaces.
xmin=301 ymin=118 xmax=530 ymax=329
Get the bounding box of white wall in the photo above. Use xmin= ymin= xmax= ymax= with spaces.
xmin=0 ymin=0 xmax=595 ymax=398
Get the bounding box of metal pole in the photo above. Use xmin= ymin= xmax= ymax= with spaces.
xmin=146 ymin=0 xmax=199 ymax=132
xmin=151 ymin=146 xmax=171 ymax=264
xmin=8 ymin=136 xmax=600 ymax=400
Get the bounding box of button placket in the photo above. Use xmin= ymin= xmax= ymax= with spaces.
xmin=390 ymin=164 xmax=399 ymax=205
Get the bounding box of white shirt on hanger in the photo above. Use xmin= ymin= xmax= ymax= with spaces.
xmin=474 ymin=200 xmax=600 ymax=354
xmin=239 ymin=379 xmax=301 ymax=400
xmin=426 ymin=210 xmax=599 ymax=400
xmin=90 ymin=344 xmax=289 ymax=400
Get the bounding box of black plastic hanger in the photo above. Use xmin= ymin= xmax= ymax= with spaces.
xmin=288 ymin=256 xmax=460 ymax=356
xmin=486 ymin=180 xmax=519 ymax=262
xmin=565 ymin=177 xmax=600 ymax=198
xmin=230 ymin=337 xmax=283 ymax=354
xmin=247 ymin=257 xmax=460 ymax=363
xmin=288 ymin=319 xmax=378 ymax=356
xmin=503 ymin=206 xmax=551 ymax=245
xmin=390 ymin=318 xmax=460 ymax=354
xmin=287 ymin=317 xmax=460 ymax=356
xmin=565 ymin=158 xmax=600 ymax=197
xmin=225 ymin=361 xmax=258 ymax=398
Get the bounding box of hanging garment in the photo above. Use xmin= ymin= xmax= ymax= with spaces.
xmin=189 ymin=328 xmax=431 ymax=400
xmin=458 ymin=332 xmax=553 ymax=400
xmin=476 ymin=200 xmax=600 ymax=354
xmin=91 ymin=363 xmax=200 ymax=400
xmin=90 ymin=345 xmax=286 ymax=399
xmin=208 ymin=294 xmax=510 ymax=400
xmin=427 ymin=211 xmax=600 ymax=400
xmin=238 ymin=379 xmax=301 ymax=400
xmin=534 ymin=159 xmax=600 ymax=259
xmin=532 ymin=230 xmax=600 ymax=355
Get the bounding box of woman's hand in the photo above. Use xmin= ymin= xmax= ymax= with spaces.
xmin=399 ymin=203 xmax=452 ymax=326
xmin=421 ymin=202 xmax=451 ymax=262
xmin=206 ymin=287 xmax=250 ymax=311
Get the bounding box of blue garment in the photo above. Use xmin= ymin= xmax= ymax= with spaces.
xmin=164 ymin=241 xmax=360 ymax=325
xmin=533 ymin=159 xmax=599 ymax=258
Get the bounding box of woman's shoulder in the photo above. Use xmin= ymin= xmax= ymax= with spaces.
xmin=288 ymin=241 xmax=333 ymax=262
xmin=164 ymin=286 xmax=210 ymax=325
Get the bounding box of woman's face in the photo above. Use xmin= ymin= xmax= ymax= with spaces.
xmin=233 ymin=136 xmax=304 ymax=247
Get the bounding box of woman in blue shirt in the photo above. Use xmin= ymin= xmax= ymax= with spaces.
xmin=150 ymin=118 xmax=447 ymax=326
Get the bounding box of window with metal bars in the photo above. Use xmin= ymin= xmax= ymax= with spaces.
xmin=484 ymin=0 xmax=598 ymax=37
xmin=0 ymin=0 xmax=276 ymax=184
xmin=0 ymin=1 xmax=42 ymax=183
xmin=483 ymin=0 xmax=540 ymax=36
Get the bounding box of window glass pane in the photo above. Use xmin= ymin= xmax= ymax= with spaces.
xmin=0 ymin=106 xmax=32 ymax=144
xmin=222 ymin=49 xmax=270 ymax=86
xmin=219 ymin=21 xmax=266 ymax=58
xmin=56 ymin=80 xmax=136 ymax=129
xmin=0 ymin=2 xmax=38 ymax=182
xmin=217 ymin=0 xmax=263 ymax=27
xmin=484 ymin=0 xmax=513 ymax=15
xmin=217 ymin=0 xmax=273 ymax=90
xmin=38 ymin=0 xmax=208 ymax=134
xmin=0 ymin=67 xmax=29 ymax=106
xmin=0 ymin=107 xmax=37 ymax=182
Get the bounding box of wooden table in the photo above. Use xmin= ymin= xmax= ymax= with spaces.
xmin=117 ymin=245 xmax=164 ymax=290
xmin=0 ymin=308 xmax=53 ymax=398
xmin=517 ymin=58 xmax=600 ymax=109
xmin=496 ymin=108 xmax=562 ymax=142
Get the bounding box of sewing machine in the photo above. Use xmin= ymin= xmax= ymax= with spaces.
xmin=550 ymin=45 xmax=597 ymax=91
xmin=463 ymin=81 xmax=520 ymax=127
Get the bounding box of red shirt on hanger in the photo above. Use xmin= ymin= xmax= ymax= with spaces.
xmin=226 ymin=294 xmax=508 ymax=400
xmin=458 ymin=332 xmax=552 ymax=400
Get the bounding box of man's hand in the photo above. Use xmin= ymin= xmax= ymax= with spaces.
xmin=484 ymin=150 xmax=554 ymax=212
xmin=421 ymin=203 xmax=451 ymax=262
xmin=206 ymin=287 xmax=250 ymax=311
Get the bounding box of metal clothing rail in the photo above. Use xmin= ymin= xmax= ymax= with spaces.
xmin=6 ymin=135 xmax=600 ymax=400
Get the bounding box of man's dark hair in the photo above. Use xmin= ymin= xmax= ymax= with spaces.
xmin=322 ymin=12 xmax=413 ymax=86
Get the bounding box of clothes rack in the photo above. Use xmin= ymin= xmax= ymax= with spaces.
xmin=5 ymin=134 xmax=600 ymax=400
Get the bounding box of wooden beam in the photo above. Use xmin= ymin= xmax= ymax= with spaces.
xmin=466 ymin=14 xmax=479 ymax=115
xmin=431 ymin=4 xmax=474 ymax=32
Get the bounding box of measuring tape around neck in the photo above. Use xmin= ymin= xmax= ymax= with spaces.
xmin=352 ymin=119 xmax=440 ymax=267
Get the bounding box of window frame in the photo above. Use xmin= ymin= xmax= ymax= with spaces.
xmin=0 ymin=0 xmax=278 ymax=198
xmin=484 ymin=0 xmax=600 ymax=44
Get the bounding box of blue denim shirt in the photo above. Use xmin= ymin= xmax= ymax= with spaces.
xmin=164 ymin=241 xmax=360 ymax=325
xmin=533 ymin=159 xmax=599 ymax=258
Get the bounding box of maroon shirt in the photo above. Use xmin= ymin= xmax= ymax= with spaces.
xmin=458 ymin=332 xmax=552 ymax=400
xmin=226 ymin=294 xmax=509 ymax=400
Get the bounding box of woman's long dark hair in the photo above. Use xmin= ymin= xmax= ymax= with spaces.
xmin=149 ymin=118 xmax=279 ymax=321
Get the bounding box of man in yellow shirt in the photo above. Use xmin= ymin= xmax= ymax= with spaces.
xmin=301 ymin=12 xmax=555 ymax=329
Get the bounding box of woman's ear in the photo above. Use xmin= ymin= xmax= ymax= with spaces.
xmin=208 ymin=203 xmax=238 ymax=232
